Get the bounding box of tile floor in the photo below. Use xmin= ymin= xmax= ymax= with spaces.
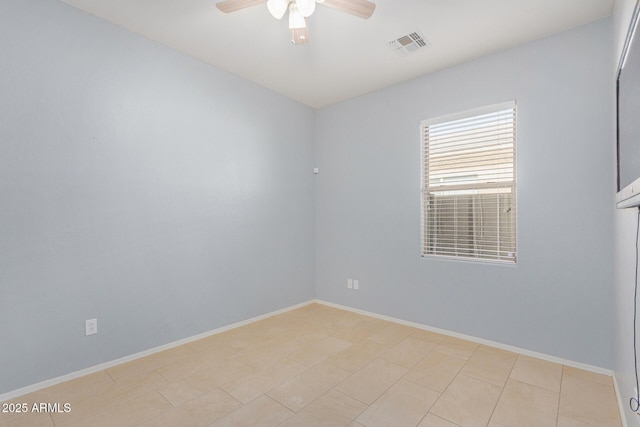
xmin=0 ymin=303 xmax=623 ymax=427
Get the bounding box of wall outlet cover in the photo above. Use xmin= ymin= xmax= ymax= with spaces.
xmin=85 ymin=318 xmax=98 ymax=336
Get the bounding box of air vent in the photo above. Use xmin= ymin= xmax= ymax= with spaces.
xmin=389 ymin=31 xmax=430 ymax=56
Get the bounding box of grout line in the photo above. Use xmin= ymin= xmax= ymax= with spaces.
xmin=556 ymin=365 xmax=565 ymax=426
xmin=104 ymin=369 xmax=116 ymax=384
xmin=423 ymin=350 xmax=471 ymax=420
xmin=485 ymin=353 xmax=518 ymax=426
xmin=332 ymin=387 xmax=370 ymax=408
xmin=154 ymin=388 xmax=173 ymax=409
xmin=308 ymin=388 xmax=367 ymax=426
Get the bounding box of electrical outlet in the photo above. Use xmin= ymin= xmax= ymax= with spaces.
xmin=85 ymin=318 xmax=97 ymax=336
xmin=354 ymin=280 xmax=359 ymax=290
xmin=347 ymin=279 xmax=353 ymax=289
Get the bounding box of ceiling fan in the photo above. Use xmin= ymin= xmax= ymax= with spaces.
xmin=216 ymin=0 xmax=376 ymax=45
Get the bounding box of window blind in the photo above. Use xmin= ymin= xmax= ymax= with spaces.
xmin=422 ymin=102 xmax=516 ymax=263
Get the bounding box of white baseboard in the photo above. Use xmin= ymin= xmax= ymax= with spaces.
xmin=613 ymin=374 xmax=630 ymax=427
xmin=0 ymin=300 xmax=314 ymax=403
xmin=314 ymin=299 xmax=613 ymax=376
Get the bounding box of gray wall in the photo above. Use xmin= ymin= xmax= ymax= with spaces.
xmin=0 ymin=0 xmax=316 ymax=394
xmin=315 ymin=19 xmax=613 ymax=368
xmin=612 ymin=1 xmax=640 ymax=425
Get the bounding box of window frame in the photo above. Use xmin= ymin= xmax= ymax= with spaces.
xmin=420 ymin=101 xmax=517 ymax=264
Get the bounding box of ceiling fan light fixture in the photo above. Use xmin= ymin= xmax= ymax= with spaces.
xmin=267 ymin=0 xmax=289 ymax=19
xmin=296 ymin=0 xmax=316 ymax=17
xmin=288 ymin=2 xmax=306 ymax=29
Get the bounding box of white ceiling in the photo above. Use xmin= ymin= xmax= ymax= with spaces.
xmin=60 ymin=0 xmax=613 ymax=108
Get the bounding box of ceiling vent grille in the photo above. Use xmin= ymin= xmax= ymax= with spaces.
xmin=389 ymin=31 xmax=430 ymax=55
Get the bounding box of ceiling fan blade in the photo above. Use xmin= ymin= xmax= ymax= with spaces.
xmin=216 ymin=0 xmax=267 ymax=13
xmin=319 ymin=0 xmax=375 ymax=19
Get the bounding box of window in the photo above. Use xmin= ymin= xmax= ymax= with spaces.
xmin=421 ymin=101 xmax=516 ymax=263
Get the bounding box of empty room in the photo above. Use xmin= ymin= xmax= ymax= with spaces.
xmin=1 ymin=0 xmax=639 ymax=426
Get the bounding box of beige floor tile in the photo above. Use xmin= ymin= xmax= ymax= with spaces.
xmin=556 ymin=415 xmax=599 ymax=426
xmin=288 ymin=336 xmax=352 ymax=367
xmin=155 ymin=355 xmax=217 ymax=383
xmin=42 ymin=371 xmax=114 ymax=401
xmin=294 ymin=327 xmax=335 ymax=344
xmin=335 ymin=358 xmax=408 ymax=405
xmin=315 ymin=311 xmax=355 ymax=324
xmin=241 ymin=318 xmax=292 ymax=340
xmin=405 ymin=351 xmax=466 ymax=393
xmin=411 ymin=329 xmax=447 ymax=345
xmin=268 ymin=362 xmax=350 ymax=411
xmin=331 ymin=319 xmax=388 ymax=343
xmin=46 ymin=401 xmax=91 ymax=426
xmin=115 ymin=369 xmax=170 ymax=389
xmin=237 ymin=337 xmax=304 ymax=369
xmin=279 ymin=390 xmax=367 ymax=427
xmin=221 ymin=358 xmax=306 ymax=403
xmin=173 ymin=388 xmax=241 ymax=425
xmin=326 ymin=339 xmax=390 ymax=373
xmin=381 ymin=336 xmax=436 ymax=369
xmin=186 ymin=336 xmax=239 ymax=358
xmin=435 ymin=337 xmax=479 ymax=360
xmin=140 ymin=389 xmax=241 ymax=427
xmin=104 ymin=355 xmax=162 ymax=384
xmin=183 ymin=357 xmax=254 ymax=388
xmin=105 ymin=345 xmax=196 ymax=383
xmin=137 ymin=407 xmax=200 ymax=427
xmin=369 ymin=324 xmax=417 ymax=346
xmin=194 ymin=349 xmax=245 ymax=368
xmin=0 ymin=413 xmax=55 ymax=427
xmin=349 ymin=422 xmax=366 ymax=427
xmin=157 ymin=380 xmax=205 ymax=407
xmin=51 ymin=371 xmax=169 ymax=427
xmin=292 ymin=303 xmax=328 ymax=314
xmin=562 ymin=366 xmax=612 ymax=386
xmin=460 ymin=346 xmax=517 ymax=387
xmin=509 ymin=355 xmax=562 ymax=393
xmin=66 ymin=390 xmax=172 ymax=427
xmin=418 ymin=413 xmax=461 ymax=427
xmin=287 ymin=318 xmax=336 ymax=343
xmin=157 ymin=357 xmax=253 ymax=407
xmin=559 ymin=374 xmax=622 ymax=427
xmin=147 ymin=345 xmax=199 ymax=364
xmin=491 ymin=379 xmax=559 ymax=427
xmin=0 ymin=404 xmax=54 ymax=427
xmin=430 ymin=375 xmax=502 ymax=427
xmin=210 ymin=395 xmax=293 ymax=427
xmin=211 ymin=327 xmax=258 ymax=351
xmin=356 ymin=379 xmax=440 ymax=427
xmin=328 ymin=311 xmax=372 ymax=329
xmin=0 ymin=389 xmax=63 ymax=425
